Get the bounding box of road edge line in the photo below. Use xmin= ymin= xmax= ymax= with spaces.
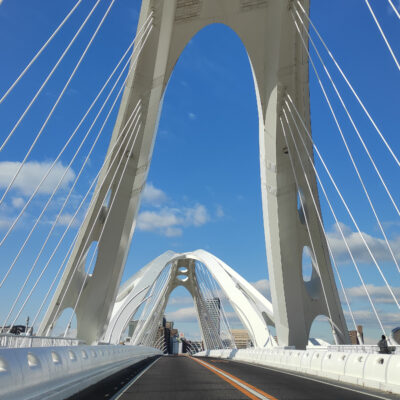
xmin=111 ymin=356 xmax=161 ymax=400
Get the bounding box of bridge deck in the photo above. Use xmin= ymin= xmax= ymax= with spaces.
xmin=71 ymin=355 xmax=400 ymax=400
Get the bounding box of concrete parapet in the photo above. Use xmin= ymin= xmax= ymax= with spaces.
xmin=0 ymin=345 xmax=161 ymax=400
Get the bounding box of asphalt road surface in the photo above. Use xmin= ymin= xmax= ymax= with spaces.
xmin=69 ymin=355 xmax=400 ymax=400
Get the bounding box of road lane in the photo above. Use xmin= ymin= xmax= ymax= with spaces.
xmin=69 ymin=355 xmax=400 ymax=400
xmin=115 ymin=355 xmax=249 ymax=399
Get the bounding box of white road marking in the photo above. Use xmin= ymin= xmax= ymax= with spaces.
xmin=111 ymin=356 xmax=161 ymax=400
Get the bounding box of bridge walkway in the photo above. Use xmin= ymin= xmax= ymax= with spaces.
xmin=70 ymin=355 xmax=400 ymax=400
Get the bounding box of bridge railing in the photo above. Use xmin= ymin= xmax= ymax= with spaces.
xmin=0 ymin=344 xmax=161 ymax=400
xmin=0 ymin=334 xmax=84 ymax=348
xmin=196 ymin=347 xmax=400 ymax=395
xmin=326 ymin=344 xmax=400 ymax=354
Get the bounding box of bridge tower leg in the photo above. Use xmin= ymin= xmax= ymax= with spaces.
xmin=39 ymin=0 xmax=349 ymax=348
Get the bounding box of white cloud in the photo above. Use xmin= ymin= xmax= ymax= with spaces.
xmin=0 ymin=216 xmax=12 ymax=230
xmin=11 ymin=197 xmax=25 ymax=208
xmin=137 ymin=204 xmax=209 ymax=237
xmin=56 ymin=213 xmax=82 ymax=228
xmin=344 ymin=284 xmax=400 ymax=305
xmin=137 ymin=209 xmax=181 ymax=236
xmin=166 ymin=306 xmax=197 ymax=322
xmin=188 ymin=112 xmax=196 ymax=120
xmin=0 ymin=161 xmax=75 ymax=196
xmin=185 ymin=204 xmax=209 ymax=226
xmin=215 ymin=205 xmax=224 ymax=218
xmin=141 ymin=183 xmax=167 ymax=206
xmin=168 ymin=296 xmax=194 ymax=306
xmin=327 ymin=222 xmax=400 ymax=264
xmin=344 ymin=309 xmax=400 ymax=326
xmin=251 ymin=279 xmax=270 ymax=298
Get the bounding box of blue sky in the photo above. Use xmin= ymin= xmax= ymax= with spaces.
xmin=0 ymin=0 xmax=399 ymax=344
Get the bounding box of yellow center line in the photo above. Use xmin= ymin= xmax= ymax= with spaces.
xmin=189 ymin=356 xmax=278 ymax=400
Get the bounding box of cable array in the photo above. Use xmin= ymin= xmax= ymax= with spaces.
xmin=0 ymin=0 xmax=83 ymax=105
xmin=0 ymin=0 xmax=398 ymax=348
xmin=282 ymin=1 xmax=400 ymax=342
xmin=0 ymin=5 xmax=154 ymax=335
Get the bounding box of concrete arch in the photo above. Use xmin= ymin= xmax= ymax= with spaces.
xmin=41 ymin=0 xmax=349 ymax=348
xmin=103 ymin=250 xmax=274 ymax=348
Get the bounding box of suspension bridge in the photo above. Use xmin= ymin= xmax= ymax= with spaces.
xmin=0 ymin=0 xmax=399 ymax=398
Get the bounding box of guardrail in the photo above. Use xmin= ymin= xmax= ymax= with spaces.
xmin=196 ymin=348 xmax=400 ymax=395
xmin=326 ymin=344 xmax=400 ymax=354
xmin=0 ymin=334 xmax=84 ymax=348
xmin=0 ymin=344 xmax=162 ymax=400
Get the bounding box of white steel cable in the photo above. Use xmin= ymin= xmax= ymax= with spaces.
xmin=0 ymin=0 xmax=116 ymax=205
xmin=132 ymin=268 xmax=170 ymax=345
xmin=387 ymin=0 xmax=400 ymax=19
xmin=202 ymin=270 xmax=224 ymax=349
xmin=277 ymin=118 xmax=337 ymax=344
xmin=107 ymin=285 xmax=150 ymax=342
xmin=292 ymin=10 xmax=400 ymax=273
xmin=142 ymin=268 xmax=171 ymax=343
xmin=201 ymin=265 xmax=230 ymax=347
xmin=0 ymin=0 xmax=83 ymax=105
xmin=35 ymin=102 xmax=141 ymax=335
xmin=4 ymin=103 xmax=141 ymax=330
xmin=204 ymin=262 xmax=237 ymax=347
xmin=197 ymin=266 xmax=223 ymax=348
xmin=0 ymin=13 xmax=154 ymax=252
xmin=196 ymin=265 xmax=218 ymax=349
xmin=365 ymin=0 xmax=400 ymax=72
xmin=0 ymin=0 xmax=102 ymax=152
xmin=0 ymin=55 xmax=131 ymax=278
xmin=290 ymin=20 xmax=400 ymax=309
xmin=0 ymin=53 xmax=138 ymax=284
xmin=143 ymin=303 xmax=165 ymax=346
xmin=193 ymin=268 xmax=216 ymax=349
xmin=287 ymin=97 xmax=400 ymax=312
xmin=1 ymin=27 xmax=152 ymax=317
xmin=131 ymin=281 xmax=159 ymax=344
xmin=47 ymin=21 xmax=154 ymax=335
xmin=280 ymin=112 xmax=360 ymax=340
xmin=285 ymin=98 xmax=389 ymax=336
xmin=60 ymin=118 xmax=144 ymax=337
xmin=190 ymin=271 xmax=209 ymax=350
xmin=294 ymin=7 xmax=399 ymax=219
xmin=7 ymin=105 xmax=142 ymax=332
xmin=30 ymin=233 xmax=78 ymax=331
xmin=0 ymin=19 xmax=153 ymax=286
xmin=295 ymin=1 xmax=400 ymax=168
xmin=199 ymin=279 xmax=221 ymax=348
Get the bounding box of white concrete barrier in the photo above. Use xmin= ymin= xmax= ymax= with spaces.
xmin=363 ymin=354 xmax=390 ymax=390
xmin=341 ymin=352 xmax=367 ymax=385
xmin=195 ymin=348 xmax=400 ymax=395
xmin=0 ymin=345 xmax=161 ymax=400
xmin=386 ymin=354 xmax=400 ymax=393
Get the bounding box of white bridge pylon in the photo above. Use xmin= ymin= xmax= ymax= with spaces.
xmin=103 ymin=250 xmax=275 ymax=349
xmin=39 ymin=0 xmax=350 ymax=348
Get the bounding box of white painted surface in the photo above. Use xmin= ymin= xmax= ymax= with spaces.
xmin=196 ymin=348 xmax=400 ymax=395
xmin=40 ymin=0 xmax=349 ymax=349
xmin=0 ymin=345 xmax=161 ymax=400
xmin=103 ymin=250 xmax=275 ymax=349
xmin=328 ymin=344 xmax=400 ymax=354
xmin=0 ymin=334 xmax=82 ymax=348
